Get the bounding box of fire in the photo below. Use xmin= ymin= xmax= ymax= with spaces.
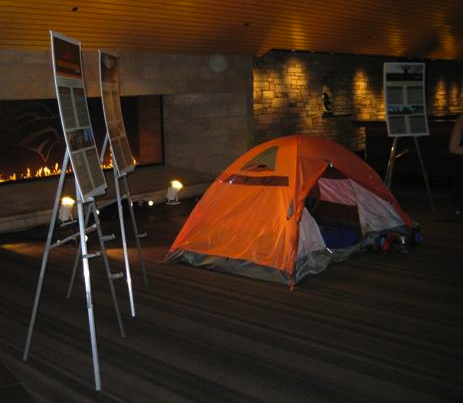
xmin=0 ymin=173 xmax=17 ymax=182
xmin=0 ymin=163 xmax=62 ymax=182
xmin=100 ymin=156 xmax=137 ymax=170
xmin=34 ymin=163 xmax=61 ymax=178
xmin=0 ymin=159 xmax=137 ymax=183
xmin=101 ymin=158 xmax=113 ymax=170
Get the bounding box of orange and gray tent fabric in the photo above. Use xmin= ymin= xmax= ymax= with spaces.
xmin=167 ymin=135 xmax=412 ymax=286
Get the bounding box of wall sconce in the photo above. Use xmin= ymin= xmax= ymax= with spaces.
xmin=166 ymin=180 xmax=183 ymax=205
xmin=59 ymin=196 xmax=75 ymax=222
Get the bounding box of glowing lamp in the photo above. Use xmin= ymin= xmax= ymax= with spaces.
xmin=166 ymin=180 xmax=183 ymax=205
xmin=59 ymin=196 xmax=75 ymax=222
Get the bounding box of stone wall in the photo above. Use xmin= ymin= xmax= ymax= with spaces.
xmin=253 ymin=51 xmax=463 ymax=150
xmin=2 ymin=48 xmax=462 ymax=174
xmin=161 ymin=56 xmax=254 ymax=174
xmin=0 ymin=50 xmax=254 ymax=175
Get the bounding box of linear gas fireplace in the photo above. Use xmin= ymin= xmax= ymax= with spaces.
xmin=0 ymin=95 xmax=163 ymax=183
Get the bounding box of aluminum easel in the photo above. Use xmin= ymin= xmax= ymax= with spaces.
xmin=385 ymin=136 xmax=435 ymax=213
xmin=22 ymin=150 xmax=125 ymax=391
xmin=67 ymin=135 xmax=147 ymax=318
xmin=100 ymin=133 xmax=148 ymax=293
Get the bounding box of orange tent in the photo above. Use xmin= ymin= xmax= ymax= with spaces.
xmin=168 ymin=135 xmax=412 ymax=286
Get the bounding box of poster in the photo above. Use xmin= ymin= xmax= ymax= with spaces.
xmin=51 ymin=31 xmax=107 ymax=201
xmin=384 ymin=62 xmax=429 ymax=137
xmin=99 ymin=51 xmax=135 ymax=176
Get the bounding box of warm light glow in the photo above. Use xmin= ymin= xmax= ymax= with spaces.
xmin=170 ymin=180 xmax=183 ymax=190
xmin=386 ymin=22 xmax=406 ymax=56
xmin=166 ymin=180 xmax=183 ymax=205
xmin=102 ymin=153 xmax=137 ymax=170
xmin=450 ymin=82 xmax=461 ymax=113
xmin=101 ymin=159 xmax=113 ymax=169
xmin=432 ymin=77 xmax=447 ymax=113
xmin=61 ymin=196 xmax=75 ymax=207
xmin=59 ymin=196 xmax=75 ymax=222
xmin=148 ymin=200 xmax=154 ymax=206
xmin=431 ymin=14 xmax=458 ymax=60
xmin=35 ymin=163 xmax=60 ymax=178
xmin=0 ymin=156 xmax=138 ymax=184
xmin=0 ymin=162 xmax=63 ymax=183
xmin=353 ymin=68 xmax=376 ymax=120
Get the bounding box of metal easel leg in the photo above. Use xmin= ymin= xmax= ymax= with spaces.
xmin=67 ymin=241 xmax=82 ymax=298
xmin=385 ymin=137 xmax=398 ymax=188
xmin=114 ymin=170 xmax=136 ymax=317
xmin=66 ymin=205 xmax=92 ymax=298
xmin=23 ymin=152 xmax=69 ymax=362
xmin=89 ymin=200 xmax=125 ymax=338
xmin=66 ymin=202 xmax=126 ymax=337
xmin=123 ymin=175 xmax=148 ymax=286
xmin=76 ymin=195 xmax=101 ymax=391
xmin=414 ymin=137 xmax=436 ymax=213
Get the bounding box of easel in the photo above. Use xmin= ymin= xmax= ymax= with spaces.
xmin=385 ymin=136 xmax=436 ymax=213
xmin=23 ymin=150 xmax=124 ymax=391
xmin=383 ymin=62 xmax=435 ymax=213
xmin=100 ymin=134 xmax=148 ymax=292
xmin=23 ymin=30 xmax=130 ymax=391
xmin=67 ymin=135 xmax=148 ymax=317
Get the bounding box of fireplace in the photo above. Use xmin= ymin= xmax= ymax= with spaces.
xmin=0 ymin=95 xmax=164 ymax=183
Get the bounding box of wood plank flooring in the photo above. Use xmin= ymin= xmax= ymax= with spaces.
xmin=0 ymin=191 xmax=462 ymax=403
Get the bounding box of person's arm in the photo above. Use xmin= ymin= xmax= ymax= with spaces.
xmin=449 ymin=114 xmax=463 ymax=155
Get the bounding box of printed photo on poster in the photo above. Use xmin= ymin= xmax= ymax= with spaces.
xmin=53 ymin=36 xmax=82 ymax=79
xmin=384 ymin=62 xmax=429 ymax=137
xmin=67 ymin=128 xmax=95 ymax=151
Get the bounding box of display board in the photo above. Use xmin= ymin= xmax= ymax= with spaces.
xmin=384 ymin=62 xmax=429 ymax=137
xmin=51 ymin=31 xmax=107 ymax=201
xmin=99 ymin=51 xmax=135 ymax=176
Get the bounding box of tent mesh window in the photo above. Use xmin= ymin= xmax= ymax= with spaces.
xmin=306 ymin=168 xmax=362 ymax=249
xmin=241 ymin=146 xmax=278 ymax=172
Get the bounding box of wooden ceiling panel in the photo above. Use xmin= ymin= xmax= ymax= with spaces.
xmin=0 ymin=0 xmax=462 ymax=60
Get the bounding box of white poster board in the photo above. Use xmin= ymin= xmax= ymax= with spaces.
xmin=384 ymin=62 xmax=429 ymax=137
xmin=99 ymin=51 xmax=135 ymax=176
xmin=50 ymin=31 xmax=107 ymax=201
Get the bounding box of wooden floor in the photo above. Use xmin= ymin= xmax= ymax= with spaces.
xmin=0 ymin=190 xmax=462 ymax=403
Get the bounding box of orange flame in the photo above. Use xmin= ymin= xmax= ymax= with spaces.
xmin=1 ymin=155 xmax=137 ymax=183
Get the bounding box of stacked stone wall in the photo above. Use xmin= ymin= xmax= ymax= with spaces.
xmin=253 ymin=51 xmax=463 ymax=151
